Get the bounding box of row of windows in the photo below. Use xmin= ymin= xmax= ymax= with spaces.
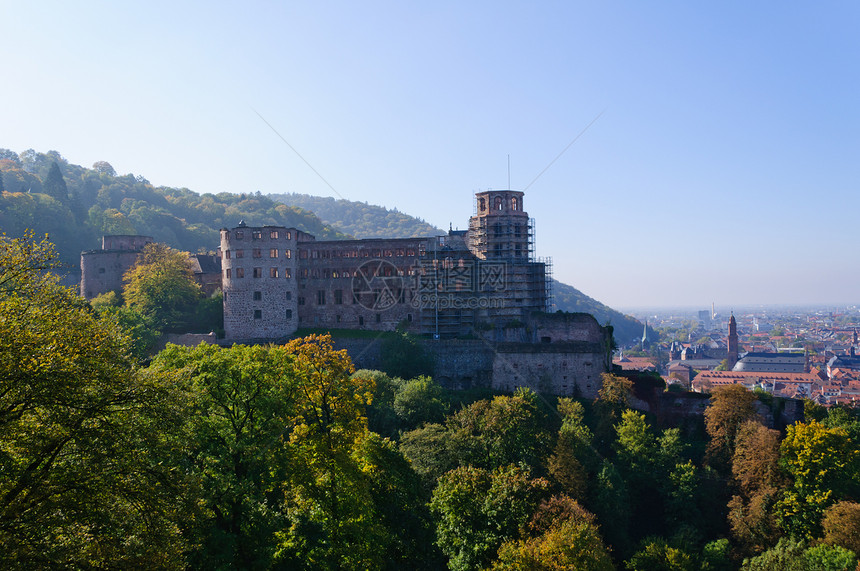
xmin=250 ymin=309 xmax=399 ymax=325
xmin=301 ymin=247 xmax=420 ymax=260
xmin=224 ymin=248 xmax=292 ymax=259
xmin=234 ymin=230 xmax=293 ymax=241
xmin=253 ymin=309 xmax=293 ymax=320
xmin=225 ymin=267 xmax=292 ymax=279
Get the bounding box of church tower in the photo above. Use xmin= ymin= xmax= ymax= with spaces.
xmin=727 ymin=313 xmax=739 ymax=369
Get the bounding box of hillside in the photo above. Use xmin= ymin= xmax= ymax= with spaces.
xmin=0 ymin=149 xmax=347 ymax=273
xmin=551 ymin=280 xmax=652 ymax=343
xmin=270 ymin=192 xmax=445 ymax=238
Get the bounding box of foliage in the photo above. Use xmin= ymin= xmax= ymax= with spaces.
xmin=625 ymin=536 xmax=697 ymax=571
xmin=821 ymin=501 xmax=860 ymax=554
xmin=493 ymin=495 xmax=614 ymax=571
xmin=776 ymin=419 xmax=860 ymax=540
xmin=430 ymin=464 xmax=550 ymax=571
xmin=0 ymin=233 xmax=189 ymax=568
xmin=551 ymin=279 xmax=651 ymax=344
xmin=393 ymin=375 xmax=449 ymax=431
xmin=704 ymin=384 xmax=761 ymax=469
xmin=123 ymin=242 xmax=202 ymax=331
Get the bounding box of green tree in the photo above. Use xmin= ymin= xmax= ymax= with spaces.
xmin=42 ymin=161 xmax=67 ymax=202
xmin=380 ymin=332 xmax=434 ymax=379
xmin=393 ymin=375 xmax=449 ymax=431
xmin=430 ymin=465 xmax=550 ymax=571
xmin=147 ymin=342 xmax=297 ymax=569
xmin=0 ymin=233 xmax=189 ymax=569
xmin=123 ymin=242 xmax=201 ymax=331
xmin=547 ymin=399 xmax=595 ymax=500
xmin=625 ymin=537 xmax=697 ymax=571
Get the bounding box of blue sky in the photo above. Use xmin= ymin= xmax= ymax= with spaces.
xmin=2 ymin=1 xmax=858 ymax=309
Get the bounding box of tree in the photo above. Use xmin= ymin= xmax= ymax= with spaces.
xmin=123 ymin=242 xmax=201 ymax=331
xmin=728 ymin=420 xmax=785 ymax=554
xmin=493 ymin=495 xmax=614 ymax=571
xmin=822 ymin=501 xmax=860 ymax=554
xmin=547 ymin=399 xmax=595 ymax=500
xmin=379 ymin=332 xmax=434 ymax=379
xmin=430 ymin=465 xmax=550 ymax=571
xmin=393 ymin=375 xmax=449 ymax=430
xmin=625 ymin=537 xmax=697 ymax=571
xmin=147 ymin=342 xmax=297 ymax=569
xmin=92 ymin=160 xmax=116 ymax=176
xmin=704 ymin=385 xmax=761 ymax=469
xmin=42 ymin=161 xmax=67 ymax=202
xmin=776 ymin=420 xmax=860 ymax=540
xmin=0 ymin=233 xmax=189 ymax=568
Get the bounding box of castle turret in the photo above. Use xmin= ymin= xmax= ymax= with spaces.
xmin=221 ymin=225 xmax=299 ymax=340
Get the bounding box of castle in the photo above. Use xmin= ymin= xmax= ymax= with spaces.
xmin=81 ymin=189 xmax=613 ymax=398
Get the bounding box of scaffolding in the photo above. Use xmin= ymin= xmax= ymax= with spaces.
xmin=536 ymin=256 xmax=554 ymax=312
xmin=467 ymin=216 xmax=535 ymax=262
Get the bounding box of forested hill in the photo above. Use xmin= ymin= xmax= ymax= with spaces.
xmin=269 ymin=192 xmax=445 ymax=238
xmin=0 ymin=149 xmax=347 ymax=272
xmin=552 ymin=280 xmax=652 ymax=343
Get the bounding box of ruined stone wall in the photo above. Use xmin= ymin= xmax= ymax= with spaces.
xmin=492 ymin=343 xmax=607 ymax=399
xmin=221 ymin=226 xmax=299 ymax=341
xmin=80 ymin=235 xmax=154 ymax=300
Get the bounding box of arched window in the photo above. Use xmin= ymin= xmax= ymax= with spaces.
xmin=479 ymin=197 xmax=486 ymax=211
xmin=511 ymin=197 xmax=518 ymax=211
xmin=494 ymin=196 xmax=503 ymax=210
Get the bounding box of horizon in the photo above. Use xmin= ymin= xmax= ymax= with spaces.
xmin=3 ymin=2 xmax=859 ymax=308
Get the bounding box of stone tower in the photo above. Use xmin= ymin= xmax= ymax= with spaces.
xmin=467 ymin=190 xmax=531 ymax=261
xmin=220 ymin=223 xmax=299 ymax=340
xmin=727 ymin=313 xmax=739 ymax=369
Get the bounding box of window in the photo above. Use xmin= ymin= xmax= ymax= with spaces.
xmin=253 ymin=249 xmax=262 ymax=258
xmin=99 ymin=267 xmax=105 ymax=274
xmin=270 ymin=230 xmax=279 ymax=239
xmin=270 ymin=267 xmax=279 ymax=278
xmin=252 ymin=230 xmax=262 ymax=240
xmin=359 ymin=316 xmax=364 ymax=326
xmin=286 ymin=231 xmax=292 ymax=240
xmin=511 ymin=197 xmax=518 ymax=211
xmin=254 ymin=309 xmax=262 ymax=319
xmin=286 ymin=291 xmax=292 ymax=300
xmin=285 ymin=249 xmax=291 ymax=259
xmin=317 ymin=290 xmax=326 ymax=305
xmin=302 ymin=269 xmax=308 ymax=277
xmin=494 ymin=196 xmax=503 ymax=210
xmin=285 ymin=268 xmax=292 ymax=278
xmin=253 ymin=267 xmax=262 ymax=278
xmin=300 ymin=250 xmax=308 ymax=259
xmin=298 ymin=297 xmax=305 ymax=306
xmin=334 ymin=289 xmax=343 ymax=305
xmin=236 ymin=250 xmax=244 ymax=258
xmin=479 ymin=197 xmax=486 ymax=211
xmin=376 ymin=313 xmax=381 ymax=323
xmin=270 ymin=249 xmax=278 ymax=258
xmin=225 ymin=269 xmax=231 ymax=278
xmin=224 ymin=250 xmax=231 ymax=259
xmin=235 ymin=230 xmax=244 ymax=239
xmin=336 ymin=315 xmax=341 ymax=323
xmin=235 ymin=267 xmax=244 ymax=278
xmin=286 ymin=309 xmax=292 ymax=319
xmin=407 ymin=313 xmax=413 ymax=322
xmin=253 ymin=291 xmax=262 ymax=301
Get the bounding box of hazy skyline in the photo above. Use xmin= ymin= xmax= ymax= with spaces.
xmin=3 ymin=2 xmax=858 ymax=308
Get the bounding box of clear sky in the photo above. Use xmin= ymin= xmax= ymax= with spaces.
xmin=3 ymin=1 xmax=858 ymax=309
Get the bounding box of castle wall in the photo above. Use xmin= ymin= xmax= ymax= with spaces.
xmin=80 ymin=234 xmax=154 ymax=299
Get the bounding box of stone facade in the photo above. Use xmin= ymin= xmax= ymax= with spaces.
xmin=80 ymin=235 xmax=154 ymax=299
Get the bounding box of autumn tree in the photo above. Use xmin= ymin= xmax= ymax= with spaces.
xmin=821 ymin=501 xmax=860 ymax=554
xmin=123 ymin=242 xmax=201 ymax=331
xmin=547 ymin=399 xmax=595 ymax=500
xmin=493 ymin=495 xmax=614 ymax=571
xmin=704 ymin=384 xmax=761 ymax=469
xmin=0 ymin=233 xmax=189 ymax=568
xmin=727 ymin=420 xmax=785 ymax=554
